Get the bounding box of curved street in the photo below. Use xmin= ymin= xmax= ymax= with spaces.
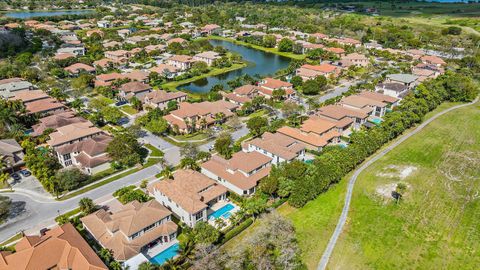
xmin=317 ymin=98 xmax=479 ymax=270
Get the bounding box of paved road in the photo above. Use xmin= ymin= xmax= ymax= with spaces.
xmin=0 ymin=165 xmax=161 ymax=242
xmin=317 ymin=98 xmax=479 ymax=270
xmin=0 ymin=124 xmax=249 ymax=242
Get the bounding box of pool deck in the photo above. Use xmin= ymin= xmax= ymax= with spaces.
xmin=145 ymin=239 xmax=179 ymax=259
xmin=208 ymin=200 xmax=239 ymax=228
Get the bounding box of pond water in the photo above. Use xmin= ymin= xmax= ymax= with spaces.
xmin=4 ymin=10 xmax=94 ymax=19
xmin=179 ymin=39 xmax=291 ymax=93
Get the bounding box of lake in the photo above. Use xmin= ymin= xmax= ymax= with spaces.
xmin=4 ymin=10 xmax=94 ymax=19
xmin=179 ymin=39 xmax=291 ymax=93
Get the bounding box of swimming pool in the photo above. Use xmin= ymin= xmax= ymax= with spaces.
xmin=209 ymin=203 xmax=235 ymax=219
xmin=150 ymin=243 xmax=179 ymax=265
xmin=370 ymin=118 xmax=382 ymax=125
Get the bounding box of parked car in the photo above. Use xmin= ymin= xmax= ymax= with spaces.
xmin=19 ymin=170 xmax=31 ymax=177
xmin=115 ymin=100 xmax=128 ymax=107
xmin=10 ymin=173 xmax=21 ymax=181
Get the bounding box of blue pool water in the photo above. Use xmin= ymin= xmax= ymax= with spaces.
xmin=209 ymin=203 xmax=235 ymax=219
xmin=304 ymin=159 xmax=314 ymax=164
xmin=150 ymin=243 xmax=179 ymax=265
xmin=370 ymin=118 xmax=382 ymax=125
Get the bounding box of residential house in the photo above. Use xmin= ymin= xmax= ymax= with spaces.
xmin=163 ymin=100 xmax=238 ymax=134
xmin=105 ymin=50 xmax=131 ymax=63
xmin=149 ymin=169 xmax=228 ymax=227
xmin=123 ymin=70 xmax=150 ymax=83
xmin=94 ymin=72 xmax=125 ymax=87
xmin=150 ymin=64 xmax=181 ymax=79
xmin=31 ymin=111 xmax=88 ymax=137
xmin=242 ymin=132 xmax=306 ymax=164
xmin=385 ymin=74 xmax=419 ymax=89
xmin=420 ymin=55 xmax=446 ymax=67
xmin=143 ymin=90 xmax=187 ymax=110
xmin=64 ymin=63 xmax=96 ymax=75
xmin=167 ymin=55 xmax=194 ymax=71
xmin=375 ymin=82 xmax=409 ymax=99
xmin=97 ymin=20 xmax=111 ymax=28
xmin=11 ymin=90 xmax=66 ymax=116
xmin=0 ymin=78 xmax=34 ymax=98
xmin=339 ymin=94 xmax=388 ymax=117
xmin=0 ymin=139 xmax=24 ymax=172
xmin=0 ymin=223 xmax=107 ymax=270
xmin=166 ymin=38 xmax=187 ymax=46
xmin=55 ymin=134 xmax=113 ymax=175
xmin=201 ymin=24 xmax=221 ymax=35
xmin=81 ymin=200 xmax=178 ymax=262
xmin=222 ymin=84 xmax=261 ymax=106
xmin=325 ymin=47 xmax=346 ymax=57
xmin=257 ymin=77 xmax=295 ymax=99
xmin=340 ymin=53 xmax=369 ymax=67
xmin=296 ymin=64 xmax=340 ymax=81
xmin=201 ymin=151 xmax=272 ymax=196
xmin=357 ymin=91 xmax=399 ymax=108
xmin=276 ymin=117 xmax=341 ymax=151
xmin=57 ymin=46 xmax=85 ymax=56
xmin=316 ymin=104 xmax=369 ymax=130
xmin=118 ymin=81 xmax=152 ymax=101
xmin=193 ymin=51 xmax=220 ymax=66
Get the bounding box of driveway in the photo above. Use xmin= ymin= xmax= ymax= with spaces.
xmin=140 ymin=130 xmax=181 ymax=166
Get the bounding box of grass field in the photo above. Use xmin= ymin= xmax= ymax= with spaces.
xmin=271 ymin=102 xmax=463 ymax=270
xmin=349 ymin=1 xmax=480 ymax=17
xmin=120 ymin=105 xmax=138 ymax=115
xmin=326 ymin=100 xmax=480 ymax=269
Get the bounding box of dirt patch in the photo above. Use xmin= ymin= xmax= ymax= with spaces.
xmin=377 ymin=165 xmax=417 ymax=180
xmin=437 ymin=151 xmax=480 ymax=202
xmin=375 ymin=182 xmax=411 ymax=200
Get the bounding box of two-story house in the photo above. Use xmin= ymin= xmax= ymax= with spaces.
xmin=149 ymin=170 xmax=228 ymax=227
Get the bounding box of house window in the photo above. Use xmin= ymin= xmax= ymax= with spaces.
xmin=65 ymin=160 xmax=73 ymax=166
xmin=194 ymin=211 xmax=203 ymax=221
xmin=63 ymin=153 xmax=71 ymax=160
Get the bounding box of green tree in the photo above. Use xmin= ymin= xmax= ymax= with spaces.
xmin=145 ymin=118 xmax=169 ymax=135
xmin=0 ymin=196 xmax=11 ymax=223
xmin=193 ymin=222 xmax=220 ymax=244
xmin=278 ymin=38 xmax=294 ymax=52
xmin=107 ymin=132 xmax=143 ymax=167
xmin=247 ymin=116 xmax=268 ymax=136
xmin=290 ymin=75 xmax=303 ymax=88
xmin=79 ymin=197 xmax=96 ymax=214
xmin=214 ymin=132 xmax=233 ymax=158
xmin=54 ymin=168 xmax=90 ymax=193
xmin=101 ymin=106 xmax=123 ymax=124
xmin=262 ymin=35 xmax=277 ymax=48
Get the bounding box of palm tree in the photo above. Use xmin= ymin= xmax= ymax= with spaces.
xmin=70 ymin=98 xmax=85 ymax=112
xmin=179 ymin=157 xmax=199 ymax=171
xmin=160 ymin=166 xmax=174 ymax=180
xmin=138 ymin=261 xmax=157 ymax=270
xmin=8 ymin=123 xmax=26 ymax=139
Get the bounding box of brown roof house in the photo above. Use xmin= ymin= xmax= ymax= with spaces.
xmin=296 ymin=64 xmax=341 ymax=81
xmin=0 ymin=139 xmax=24 ymax=171
xmin=340 ymin=53 xmax=369 ymax=67
xmin=339 ymin=94 xmax=388 ymax=117
xmin=222 ymin=84 xmax=262 ymax=106
xmin=201 ymin=151 xmax=272 ymax=196
xmin=242 ymin=132 xmax=306 ymax=164
xmin=64 ymin=63 xmax=96 ymax=75
xmin=276 ymin=117 xmax=341 ymax=152
xmin=257 ymin=77 xmax=296 ymax=99
xmin=193 ymin=51 xmax=220 ymax=66
xmin=148 ymin=169 xmax=228 ymax=227
xmin=316 ymin=104 xmax=369 ymax=130
xmin=0 ymin=223 xmax=107 ymax=270
xmin=163 ymin=100 xmax=238 ymax=134
xmin=31 ymin=110 xmax=89 ymax=137
xmin=118 ymin=81 xmax=152 ymax=101
xmin=166 ymin=55 xmax=194 ymax=71
xmin=81 ymin=200 xmax=178 ymax=262
xmin=143 ymin=90 xmax=187 ymax=110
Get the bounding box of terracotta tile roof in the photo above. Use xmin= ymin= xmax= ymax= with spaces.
xmin=0 ymin=223 xmax=107 ymax=270
xmin=277 ymin=126 xmax=329 ymax=148
xmin=0 ymin=77 xmax=23 ymax=85
xmin=325 ymin=47 xmax=345 ymax=54
xmin=25 ymin=98 xmax=66 ymax=114
xmin=0 ymin=139 xmax=22 ymax=155
xmin=340 ymin=95 xmax=387 ymax=108
xmin=56 ymin=134 xmax=112 ymax=156
xmin=54 ymin=53 xmax=76 ymax=60
xmin=64 ymin=63 xmax=96 ymax=74
xmin=166 ymin=38 xmax=186 ymax=45
xmin=169 ymin=54 xmax=193 ymax=63
xmin=31 ymin=111 xmax=88 ymax=136
xmin=223 ymin=92 xmax=252 ymax=104
xmin=260 ymin=77 xmax=292 ymax=89
xmin=233 ymin=85 xmax=261 ymax=96
xmin=300 ymin=116 xmax=337 ymax=135
xmin=145 ymin=90 xmax=187 ymax=104
xmin=243 ymin=132 xmax=305 ymax=161
xmin=201 ymin=152 xmax=272 ymax=191
xmin=119 ymin=81 xmax=152 ymax=93
xmin=150 ymin=64 xmax=179 ymax=74
xmin=149 ymin=169 xmax=227 ymax=214
xmin=358 ymin=91 xmax=398 ymax=104
xmin=316 ymin=105 xmax=368 ymax=120
xmin=81 ymin=200 xmax=177 ymax=261
xmin=301 ymin=64 xmax=337 ymax=73
xmin=47 ymin=122 xmax=104 ymax=147
xmin=420 ymin=55 xmax=446 ymax=66
xmin=10 ymin=90 xmax=49 ymax=103
xmin=123 ymin=70 xmax=149 ymax=82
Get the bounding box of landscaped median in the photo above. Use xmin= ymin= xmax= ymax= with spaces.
xmin=209 ymin=35 xmax=307 ymax=60
xmin=161 ymin=62 xmax=247 ymax=91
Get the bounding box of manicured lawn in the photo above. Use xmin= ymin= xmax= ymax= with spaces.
xmin=265 ymin=102 xmax=464 ymax=269
xmin=247 ymin=109 xmax=267 ymax=119
xmin=209 ymin=36 xmax=306 ymax=60
xmin=172 ymin=132 xmax=210 ymax=142
xmin=144 ymin=144 xmax=164 ymax=157
xmin=120 ymin=105 xmax=138 ymax=115
xmin=97 ymin=95 xmax=115 ymax=105
xmin=327 ymin=101 xmax=480 ymax=269
xmin=161 ymin=63 xmax=247 ymax=91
